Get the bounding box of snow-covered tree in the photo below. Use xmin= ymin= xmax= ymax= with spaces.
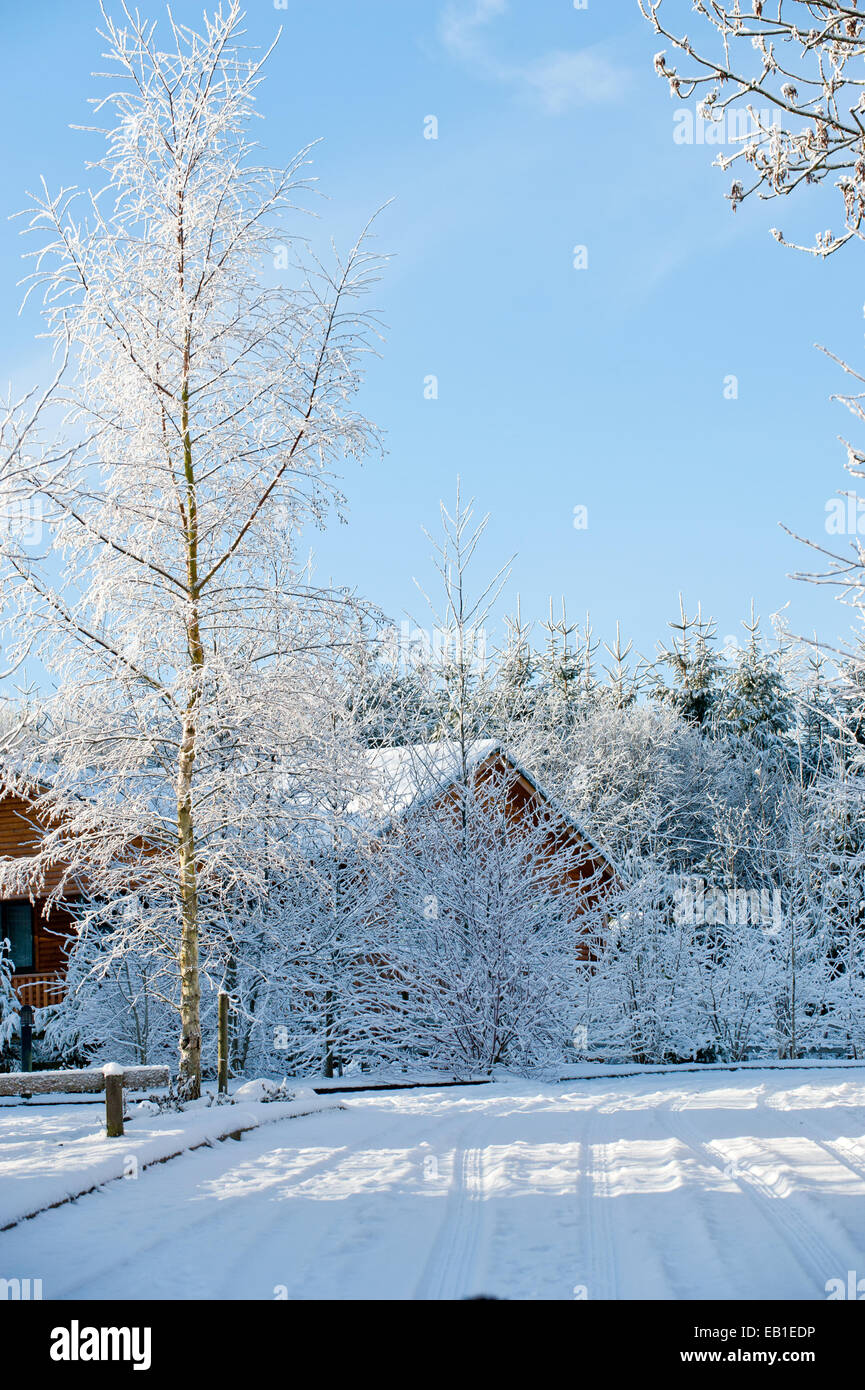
xmin=362 ymin=747 xmax=609 ymax=1073
xmin=536 ymin=599 xmax=585 ymax=722
xmin=412 ymin=482 xmax=510 ymax=756
xmin=0 ymin=940 xmax=19 ymax=1053
xmin=787 ymin=765 xmax=865 ymax=1057
xmin=344 ymin=620 xmax=441 ymax=749
xmin=578 ymin=858 xmax=709 ymax=1064
xmin=491 ymin=600 xmax=537 ymax=735
xmin=0 ymin=3 xmax=386 ymax=1095
xmin=790 ymin=646 xmax=838 ymax=779
xmin=641 ymin=0 xmax=865 ymax=258
xmin=653 ymin=597 xmax=723 ymax=729
xmin=769 ymin=797 xmax=832 ymax=1058
xmin=718 ymin=606 xmax=791 ymax=753
xmin=42 ymin=901 xmax=177 ymax=1067
xmin=602 ymin=622 xmax=643 ymax=710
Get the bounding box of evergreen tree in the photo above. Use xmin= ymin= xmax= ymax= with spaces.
xmin=653 ymin=598 xmax=723 ymax=728
xmin=719 ymin=605 xmax=791 ymax=753
xmin=602 ymin=622 xmax=643 ymax=710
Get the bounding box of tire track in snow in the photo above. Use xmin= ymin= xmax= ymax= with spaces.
xmin=655 ymin=1102 xmax=843 ymax=1296
xmin=413 ymin=1120 xmax=488 ymax=1300
xmin=765 ymin=1107 xmax=865 ymax=1265
xmin=578 ymin=1102 xmax=619 ymax=1302
xmin=257 ymin=1101 xmax=488 ymax=1300
xmin=48 ymin=1092 xmax=493 ymax=1301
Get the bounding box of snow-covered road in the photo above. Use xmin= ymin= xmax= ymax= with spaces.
xmin=4 ymin=1070 xmax=865 ymax=1300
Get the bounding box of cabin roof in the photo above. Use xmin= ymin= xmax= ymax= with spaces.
xmin=349 ymin=739 xmax=618 ymax=876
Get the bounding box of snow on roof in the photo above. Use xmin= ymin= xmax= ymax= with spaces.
xmin=348 ymin=739 xmax=501 ymax=825
xmin=349 ymin=738 xmax=617 ymax=874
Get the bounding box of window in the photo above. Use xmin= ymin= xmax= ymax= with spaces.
xmin=2 ymin=902 xmax=34 ymax=972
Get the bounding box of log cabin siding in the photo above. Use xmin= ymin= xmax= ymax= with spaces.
xmin=0 ymin=791 xmax=73 ymax=896
xmin=8 ymin=899 xmax=77 ymax=1008
xmin=432 ymin=753 xmax=617 ymax=949
xmin=0 ymin=792 xmax=78 ymax=1007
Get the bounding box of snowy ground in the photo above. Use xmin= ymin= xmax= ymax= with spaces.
xmin=0 ymin=1086 xmax=340 ymax=1231
xmin=2 ymin=1068 xmax=865 ymax=1300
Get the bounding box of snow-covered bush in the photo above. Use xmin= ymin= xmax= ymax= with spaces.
xmin=0 ymin=939 xmax=19 ymax=1052
xmin=358 ymin=757 xmax=608 ymax=1073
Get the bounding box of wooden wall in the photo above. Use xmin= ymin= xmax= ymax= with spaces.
xmin=0 ymin=790 xmax=72 ymax=896
xmin=9 ymin=900 xmax=77 ymax=1008
xmin=0 ymin=791 xmax=77 ymax=1007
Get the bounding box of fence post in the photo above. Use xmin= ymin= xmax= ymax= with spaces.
xmin=217 ymin=991 xmax=229 ymax=1095
xmin=103 ymin=1062 xmax=124 ymax=1138
xmin=20 ymin=1004 xmax=33 ymax=1074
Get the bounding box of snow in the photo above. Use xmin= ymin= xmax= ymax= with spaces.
xmin=559 ymin=1059 xmax=865 ymax=1079
xmin=232 ymin=1078 xmax=290 ymax=1101
xmin=0 ymin=1086 xmax=342 ymax=1231
xmin=348 ymin=740 xmax=503 ymax=825
xmin=2 ymin=1068 xmax=864 ymax=1300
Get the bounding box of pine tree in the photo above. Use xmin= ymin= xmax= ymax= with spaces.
xmin=537 ymin=600 xmax=588 ymax=723
xmin=602 ymin=622 xmax=643 ymax=710
xmin=792 ymin=646 xmax=838 ymax=781
xmin=719 ymin=605 xmax=791 ymax=753
xmin=492 ymin=599 xmax=536 ymax=733
xmin=653 ymin=597 xmax=722 ymax=727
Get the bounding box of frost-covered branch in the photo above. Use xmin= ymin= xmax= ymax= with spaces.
xmin=640 ymin=0 xmax=865 ymax=255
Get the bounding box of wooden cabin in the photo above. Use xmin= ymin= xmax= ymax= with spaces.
xmin=0 ymin=741 xmax=618 ymax=1017
xmin=0 ymin=790 xmax=77 ymax=1009
xmin=354 ymin=739 xmax=619 ymax=942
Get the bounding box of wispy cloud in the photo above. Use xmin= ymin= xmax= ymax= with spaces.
xmin=520 ymin=50 xmax=623 ymax=114
xmin=439 ymin=0 xmax=625 ymax=113
xmin=440 ymin=0 xmax=509 ymax=62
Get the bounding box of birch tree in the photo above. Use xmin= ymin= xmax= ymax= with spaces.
xmin=1 ymin=2 xmax=385 ymax=1095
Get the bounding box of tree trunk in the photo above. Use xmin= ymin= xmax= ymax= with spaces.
xmin=176 ymin=283 xmax=204 ymax=1099
xmin=177 ymin=737 xmax=202 ymax=1097
xmin=324 ymin=987 xmax=335 ymax=1078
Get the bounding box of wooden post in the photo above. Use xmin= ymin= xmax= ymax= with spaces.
xmin=20 ymin=1004 xmax=33 ymax=1074
xmin=217 ymin=991 xmax=229 ymax=1095
xmin=103 ymin=1063 xmax=124 ymax=1138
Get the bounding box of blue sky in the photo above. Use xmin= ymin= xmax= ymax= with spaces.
xmin=0 ymin=0 xmax=861 ymax=668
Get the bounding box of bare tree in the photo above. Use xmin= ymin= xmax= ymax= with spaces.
xmin=412 ymin=482 xmax=511 ymax=784
xmin=640 ymin=0 xmax=865 ymax=256
xmin=0 ymin=374 xmax=64 ymax=736
xmin=1 ymin=2 xmax=386 ymax=1095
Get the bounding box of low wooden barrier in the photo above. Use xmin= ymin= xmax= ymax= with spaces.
xmin=0 ymin=1064 xmax=170 ymax=1136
